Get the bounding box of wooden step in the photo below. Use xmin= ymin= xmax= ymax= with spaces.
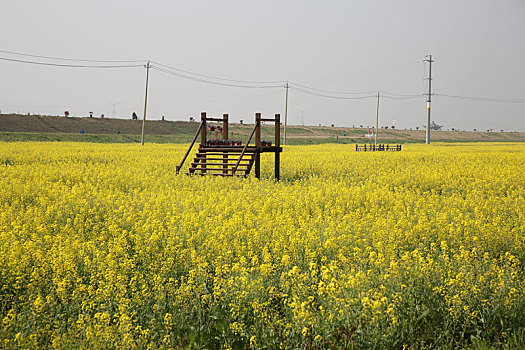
xmin=199 ymin=147 xmax=258 ymax=152
xmin=193 ymin=157 xmax=252 ymax=161
xmin=191 ymin=162 xmax=249 ymax=167
xmin=187 ymin=172 xmax=247 ymax=177
xmin=196 ymin=152 xmax=255 ymax=157
xmin=190 ymin=167 xmax=250 ymax=173
xmin=189 ymin=167 xmax=238 ymax=172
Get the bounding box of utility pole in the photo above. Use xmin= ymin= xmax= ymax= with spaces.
xmin=425 ymin=55 xmax=433 ymax=144
xmin=375 ymin=91 xmax=380 ymax=146
xmin=109 ymin=102 xmax=119 ymax=117
xmin=141 ymin=61 xmax=151 ymax=146
xmin=284 ymin=82 xmax=289 ymax=145
xmin=298 ymin=109 xmax=306 ymax=126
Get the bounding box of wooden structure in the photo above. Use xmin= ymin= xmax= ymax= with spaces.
xmin=356 ymin=144 xmax=402 ymax=152
xmin=176 ymin=112 xmax=282 ymax=180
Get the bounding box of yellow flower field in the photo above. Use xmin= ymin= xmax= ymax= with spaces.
xmin=0 ymin=142 xmax=524 ymax=348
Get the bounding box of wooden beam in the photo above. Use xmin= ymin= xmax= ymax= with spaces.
xmin=223 ymin=114 xmax=228 ymax=175
xmin=200 ymin=112 xmax=207 ymax=174
xmin=275 ymin=113 xmax=280 ymax=180
xmin=255 ymin=113 xmax=261 ymax=179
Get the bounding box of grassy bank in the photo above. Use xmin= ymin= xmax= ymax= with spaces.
xmin=1 ymin=114 xmax=524 ymax=144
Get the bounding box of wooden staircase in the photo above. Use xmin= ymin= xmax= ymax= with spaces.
xmin=176 ymin=112 xmax=282 ymax=180
xmin=188 ymin=147 xmax=256 ymax=177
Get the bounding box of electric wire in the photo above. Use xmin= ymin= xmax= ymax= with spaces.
xmin=436 ymin=93 xmax=525 ymax=104
xmin=309 ymin=58 xmax=425 ymax=85
xmin=288 ymin=83 xmax=423 ymax=99
xmin=379 ymin=91 xmax=423 ymax=97
xmin=150 ymin=57 xmax=424 ymax=86
xmin=287 ymin=82 xmax=423 ymax=98
xmin=2 ymin=48 xmax=523 ymax=105
xmin=0 ymin=56 xmax=144 ymax=68
xmin=151 ymin=66 xmax=284 ymax=89
xmin=151 ymin=90 xmax=281 ymax=109
xmin=381 ymin=94 xmax=424 ymax=100
xmin=0 ymin=49 xmax=145 ymax=63
xmin=151 ymin=60 xmax=285 ymax=85
xmin=291 ymin=86 xmax=377 ymax=100
xmin=289 ymin=82 xmax=377 ymax=95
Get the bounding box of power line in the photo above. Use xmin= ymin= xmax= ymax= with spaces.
xmin=0 ymin=56 xmax=143 ymax=68
xmin=307 ymin=57 xmax=425 ymax=85
xmin=436 ymin=93 xmax=525 ymax=104
xmin=151 ymin=60 xmax=285 ymax=85
xmin=151 ymin=66 xmax=284 ymax=89
xmin=379 ymin=91 xmax=423 ymax=97
xmin=289 ymin=82 xmax=377 ymax=95
xmin=150 ymin=90 xmax=281 ymax=109
xmin=3 ymin=48 xmax=523 ymax=105
xmin=288 ymin=84 xmax=423 ymax=100
xmin=381 ymin=94 xmax=423 ymax=100
xmin=287 ymin=84 xmax=423 ymax=100
xmin=0 ymin=49 xmax=145 ymax=63
xmin=291 ymin=86 xmax=376 ymax=100
xmin=151 ymin=56 xmax=424 ymax=87
xmin=0 ymin=52 xmax=425 ymax=96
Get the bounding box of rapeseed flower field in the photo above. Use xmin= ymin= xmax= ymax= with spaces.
xmin=0 ymin=142 xmax=524 ymax=348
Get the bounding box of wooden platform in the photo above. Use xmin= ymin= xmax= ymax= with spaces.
xmin=177 ymin=112 xmax=282 ymax=179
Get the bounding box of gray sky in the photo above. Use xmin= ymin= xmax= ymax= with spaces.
xmin=1 ymin=0 xmax=524 ymax=131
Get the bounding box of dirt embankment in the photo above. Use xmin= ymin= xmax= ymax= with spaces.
xmin=0 ymin=114 xmax=199 ymax=135
xmin=1 ymin=113 xmax=524 ymax=143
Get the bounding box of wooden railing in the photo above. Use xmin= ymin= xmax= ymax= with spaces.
xmin=355 ymin=144 xmax=402 ymax=152
xmin=232 ymin=122 xmax=258 ymax=175
xmin=176 ymin=120 xmax=204 ymax=174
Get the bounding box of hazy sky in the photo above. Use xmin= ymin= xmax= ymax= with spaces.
xmin=1 ymin=0 xmax=524 ymax=131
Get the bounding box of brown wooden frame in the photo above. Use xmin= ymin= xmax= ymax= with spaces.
xmin=178 ymin=112 xmax=282 ymax=180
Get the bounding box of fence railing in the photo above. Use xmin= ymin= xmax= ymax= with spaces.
xmin=355 ymin=144 xmax=402 ymax=152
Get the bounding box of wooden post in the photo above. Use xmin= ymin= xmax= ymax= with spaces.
xmin=223 ymin=114 xmax=228 ymax=175
xmin=274 ymin=114 xmax=280 ymax=180
xmin=222 ymin=114 xmax=229 ymax=140
xmin=255 ymin=113 xmax=261 ymax=179
xmin=201 ymin=112 xmax=207 ymax=174
xmin=201 ymin=112 xmax=207 ymax=145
